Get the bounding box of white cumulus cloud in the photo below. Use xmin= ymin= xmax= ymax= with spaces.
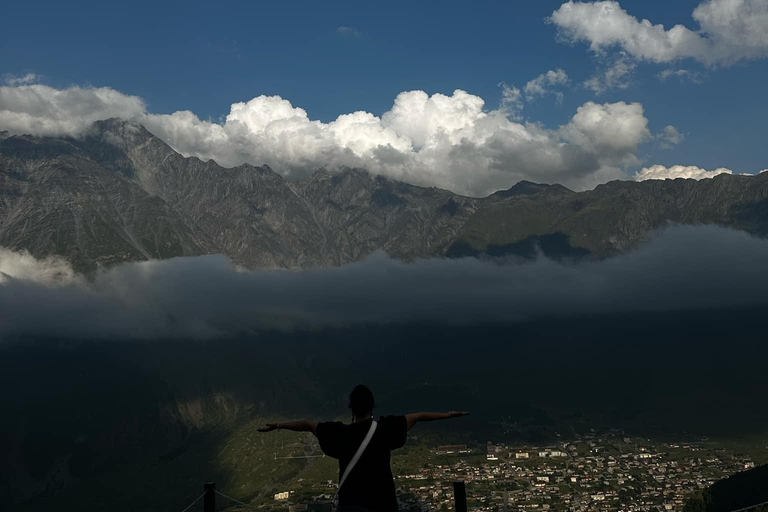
xmin=560 ymin=100 xmax=650 ymax=166
xmin=497 ymin=82 xmax=525 ymax=120
xmin=336 ymin=26 xmax=361 ymax=38
xmin=659 ymin=125 xmax=685 ymax=149
xmin=634 ymin=164 xmax=733 ymax=181
xmin=524 ymin=69 xmax=570 ymax=103
xmin=584 ymin=54 xmax=636 ymax=94
xmin=0 ymin=84 xmax=146 ymax=137
xmin=550 ymin=0 xmax=768 ymax=67
xmin=657 ymin=68 xmax=704 ymax=83
xmin=3 ymin=73 xmax=41 ymax=86
xmin=1 ymin=83 xmax=658 ymax=196
xmin=145 ymin=91 xmax=652 ymax=195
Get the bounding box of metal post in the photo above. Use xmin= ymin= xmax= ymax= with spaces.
xmin=453 ymin=480 xmax=467 ymax=512
xmin=204 ymin=482 xmax=216 ymax=512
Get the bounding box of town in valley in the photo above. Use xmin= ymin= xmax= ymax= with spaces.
xmin=270 ymin=430 xmax=758 ymax=512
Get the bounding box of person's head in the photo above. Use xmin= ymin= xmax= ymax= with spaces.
xmin=349 ymin=384 xmax=375 ymax=419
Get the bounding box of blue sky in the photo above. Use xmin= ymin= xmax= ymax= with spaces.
xmin=1 ymin=0 xmax=766 ymax=193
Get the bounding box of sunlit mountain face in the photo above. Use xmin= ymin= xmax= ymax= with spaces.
xmin=2 ymin=0 xmax=768 ymax=511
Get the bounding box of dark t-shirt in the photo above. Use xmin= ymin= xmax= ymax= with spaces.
xmin=316 ymin=415 xmax=407 ymax=512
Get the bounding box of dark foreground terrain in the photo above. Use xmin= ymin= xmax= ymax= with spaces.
xmin=685 ymin=464 xmax=768 ymax=512
xmin=2 ymin=308 xmax=768 ymax=511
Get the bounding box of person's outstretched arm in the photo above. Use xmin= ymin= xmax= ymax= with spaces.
xmin=404 ymin=411 xmax=469 ymax=431
xmin=258 ymin=420 xmax=318 ymax=435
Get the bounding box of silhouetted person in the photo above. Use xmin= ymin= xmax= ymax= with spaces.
xmin=259 ymin=384 xmax=468 ymax=512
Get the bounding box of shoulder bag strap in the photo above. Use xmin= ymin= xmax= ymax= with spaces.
xmin=334 ymin=420 xmax=378 ymax=499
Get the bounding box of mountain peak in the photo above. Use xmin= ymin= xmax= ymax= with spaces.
xmin=86 ymin=118 xmax=155 ymax=145
xmin=492 ymin=180 xmax=573 ymax=198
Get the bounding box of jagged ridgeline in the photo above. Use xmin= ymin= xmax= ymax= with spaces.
xmin=2 ymin=118 xmax=768 ymax=271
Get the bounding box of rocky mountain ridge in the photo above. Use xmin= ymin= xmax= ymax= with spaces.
xmin=1 ymin=118 xmax=767 ymax=271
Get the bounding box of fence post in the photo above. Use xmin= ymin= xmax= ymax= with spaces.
xmin=453 ymin=480 xmax=467 ymax=512
xmin=204 ymin=482 xmax=216 ymax=512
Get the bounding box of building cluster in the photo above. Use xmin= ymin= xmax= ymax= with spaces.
xmin=395 ymin=432 xmax=755 ymax=512
xmin=438 ymin=445 xmax=473 ymax=455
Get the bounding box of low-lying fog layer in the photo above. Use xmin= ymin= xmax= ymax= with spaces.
xmin=1 ymin=225 xmax=766 ymax=341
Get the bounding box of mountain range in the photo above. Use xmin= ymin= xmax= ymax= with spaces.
xmin=2 ymin=118 xmax=768 ymax=271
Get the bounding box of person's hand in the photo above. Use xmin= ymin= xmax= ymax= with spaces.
xmin=448 ymin=411 xmax=470 ymax=418
xmin=258 ymin=423 xmax=279 ymax=432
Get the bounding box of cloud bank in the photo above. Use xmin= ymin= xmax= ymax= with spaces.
xmin=0 ymin=83 xmax=660 ymax=196
xmin=1 ymin=225 xmax=767 ymax=341
xmin=0 ymin=84 xmax=146 ymax=136
xmin=141 ymin=92 xmax=653 ymax=195
xmin=0 ymin=84 xmax=146 ymax=135
xmin=0 ymin=248 xmax=81 ymax=285
xmin=550 ymin=0 xmax=768 ymax=67
xmin=634 ymin=164 xmax=733 ymax=181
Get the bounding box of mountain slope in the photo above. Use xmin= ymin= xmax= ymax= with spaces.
xmin=2 ymin=118 xmax=768 ymax=270
xmin=0 ymin=132 xmax=208 ymax=271
xmin=293 ymin=168 xmax=477 ymax=263
xmin=450 ymin=171 xmax=768 ymax=258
